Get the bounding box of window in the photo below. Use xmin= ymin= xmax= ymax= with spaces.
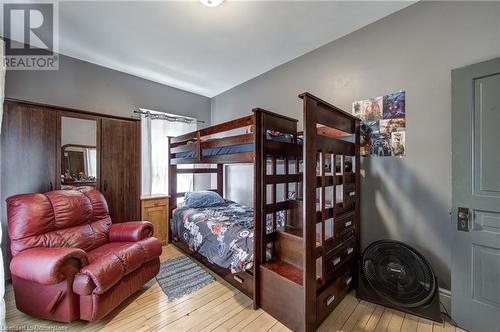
xmin=83 ymin=147 xmax=97 ymax=178
xmin=141 ymin=110 xmax=197 ymax=195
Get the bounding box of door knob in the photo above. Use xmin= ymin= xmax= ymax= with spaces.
xmin=457 ymin=207 xmax=470 ymax=232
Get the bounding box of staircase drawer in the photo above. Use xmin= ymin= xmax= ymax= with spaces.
xmin=326 ymin=237 xmax=355 ymax=275
xmin=342 ymin=271 xmax=354 ymax=291
xmin=335 ymin=212 xmax=355 ymax=238
xmin=316 ymin=275 xmax=347 ymax=324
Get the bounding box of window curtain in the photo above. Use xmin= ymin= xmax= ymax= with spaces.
xmin=84 ymin=148 xmax=97 ymax=177
xmin=0 ymin=38 xmax=6 ymax=328
xmin=141 ymin=111 xmax=197 ymax=196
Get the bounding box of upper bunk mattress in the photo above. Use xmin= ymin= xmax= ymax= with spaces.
xmin=173 ymin=131 xmax=299 ymax=159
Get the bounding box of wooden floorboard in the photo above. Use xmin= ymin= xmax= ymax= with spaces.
xmin=4 ymin=245 xmax=465 ymax=332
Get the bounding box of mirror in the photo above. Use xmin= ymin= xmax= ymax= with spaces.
xmin=61 ymin=117 xmax=97 ymax=188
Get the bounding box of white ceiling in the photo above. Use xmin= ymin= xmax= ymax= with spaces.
xmin=36 ymin=1 xmax=414 ymax=97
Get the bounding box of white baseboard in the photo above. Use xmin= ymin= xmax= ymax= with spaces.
xmin=439 ymin=288 xmax=451 ymax=314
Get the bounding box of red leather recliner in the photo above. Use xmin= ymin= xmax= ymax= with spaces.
xmin=6 ymin=188 xmax=162 ymax=322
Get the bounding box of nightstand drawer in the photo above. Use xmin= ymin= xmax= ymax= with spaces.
xmin=142 ymin=198 xmax=167 ymax=208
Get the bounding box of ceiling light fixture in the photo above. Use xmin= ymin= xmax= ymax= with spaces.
xmin=200 ymin=0 xmax=224 ymax=8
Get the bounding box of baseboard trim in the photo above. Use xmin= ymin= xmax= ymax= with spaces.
xmin=439 ymin=288 xmax=451 ymax=314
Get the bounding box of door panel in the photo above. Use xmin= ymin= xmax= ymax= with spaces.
xmin=472 ymin=244 xmax=500 ymax=307
xmin=474 ymin=75 xmax=500 ymax=196
xmin=452 ymin=58 xmax=500 ymax=332
xmin=474 ymin=210 xmax=500 ymax=234
xmin=1 ymin=102 xmax=58 ymax=274
xmin=100 ymin=118 xmax=140 ymax=222
xmin=1 ymin=102 xmax=58 ymax=197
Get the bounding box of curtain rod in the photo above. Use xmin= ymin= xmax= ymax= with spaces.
xmin=132 ymin=109 xmax=205 ymax=124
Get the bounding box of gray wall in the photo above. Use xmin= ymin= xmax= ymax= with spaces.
xmin=5 ymin=54 xmax=211 ymax=124
xmin=211 ymin=1 xmax=500 ymax=290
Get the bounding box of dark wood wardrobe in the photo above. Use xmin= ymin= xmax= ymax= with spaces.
xmin=1 ymin=100 xmax=141 ymax=223
xmin=100 ymin=118 xmax=141 ymax=222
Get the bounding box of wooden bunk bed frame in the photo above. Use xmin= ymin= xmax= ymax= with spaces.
xmin=168 ymin=107 xmax=299 ymax=299
xmin=168 ymin=93 xmax=361 ymax=332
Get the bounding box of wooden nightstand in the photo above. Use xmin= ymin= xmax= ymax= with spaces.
xmin=140 ymin=195 xmax=169 ymax=245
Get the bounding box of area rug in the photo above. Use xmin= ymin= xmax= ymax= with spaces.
xmin=155 ymin=256 xmax=215 ymax=300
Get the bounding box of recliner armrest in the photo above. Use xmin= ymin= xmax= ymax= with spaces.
xmin=10 ymin=247 xmax=88 ymax=285
xmin=108 ymin=221 xmax=154 ymax=242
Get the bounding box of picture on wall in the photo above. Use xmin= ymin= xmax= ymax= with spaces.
xmin=353 ymin=90 xmax=406 ymax=157
xmin=383 ymin=91 xmax=405 ymax=119
xmin=361 ymin=97 xmax=383 ymax=121
xmin=379 ymin=118 xmax=405 ymax=134
xmin=365 ymin=121 xmax=380 ymax=134
xmin=352 ymin=100 xmax=363 ymax=118
xmin=370 ymin=133 xmax=392 ymax=156
xmin=391 ymin=131 xmax=405 ymax=156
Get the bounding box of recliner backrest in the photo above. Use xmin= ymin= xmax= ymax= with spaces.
xmin=6 ymin=188 xmax=112 ymax=256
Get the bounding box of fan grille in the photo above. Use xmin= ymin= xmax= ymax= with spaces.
xmin=361 ymin=240 xmax=436 ymax=308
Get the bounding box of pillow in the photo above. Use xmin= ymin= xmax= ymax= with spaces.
xmin=184 ymin=191 xmax=225 ymax=208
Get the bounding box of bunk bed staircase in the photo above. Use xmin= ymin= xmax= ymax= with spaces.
xmin=257 ymin=93 xmax=361 ymax=332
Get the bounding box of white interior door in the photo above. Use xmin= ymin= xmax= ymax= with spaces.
xmin=451 ymin=58 xmax=500 ymax=332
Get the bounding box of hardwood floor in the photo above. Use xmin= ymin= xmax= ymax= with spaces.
xmin=5 ymin=245 xmax=464 ymax=332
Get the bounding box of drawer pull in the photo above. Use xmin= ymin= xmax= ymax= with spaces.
xmin=346 ymin=276 xmax=352 ymax=286
xmin=346 ymin=247 xmax=354 ymax=255
xmin=344 ymin=221 xmax=352 ymax=227
xmin=332 ymin=257 xmax=341 ymax=266
xmin=233 ymin=275 xmax=243 ymax=284
xmin=349 ymin=192 xmax=356 ymax=197
xmin=326 ymin=295 xmax=336 ymax=306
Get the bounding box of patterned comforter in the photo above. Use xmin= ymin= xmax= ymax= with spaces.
xmin=171 ymin=200 xmax=281 ymax=273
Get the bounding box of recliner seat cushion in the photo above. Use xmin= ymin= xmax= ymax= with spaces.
xmin=76 ymin=238 xmax=162 ymax=294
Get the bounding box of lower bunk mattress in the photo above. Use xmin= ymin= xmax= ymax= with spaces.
xmin=171 ymin=200 xmax=282 ymax=273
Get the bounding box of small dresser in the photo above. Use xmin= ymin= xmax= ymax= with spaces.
xmin=140 ymin=195 xmax=169 ymax=245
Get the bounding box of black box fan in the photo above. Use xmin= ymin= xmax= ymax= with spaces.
xmin=357 ymin=240 xmax=443 ymax=323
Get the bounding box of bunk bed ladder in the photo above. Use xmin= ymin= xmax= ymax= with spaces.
xmin=255 ymin=109 xmax=306 ymax=332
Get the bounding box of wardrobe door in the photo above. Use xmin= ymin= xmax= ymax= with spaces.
xmin=1 ymin=102 xmax=58 ymax=198
xmin=100 ymin=118 xmax=141 ymax=222
xmin=1 ymin=102 xmax=58 ymax=272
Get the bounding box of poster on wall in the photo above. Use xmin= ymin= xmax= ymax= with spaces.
xmin=352 ymin=91 xmax=406 ymax=157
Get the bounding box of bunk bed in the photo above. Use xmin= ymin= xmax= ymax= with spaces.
xmin=168 ymin=93 xmax=361 ymax=332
